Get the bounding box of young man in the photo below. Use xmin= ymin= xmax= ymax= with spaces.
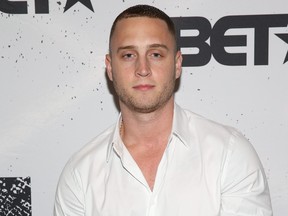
xmin=54 ymin=5 xmax=272 ymax=216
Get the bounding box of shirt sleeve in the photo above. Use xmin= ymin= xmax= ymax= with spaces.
xmin=54 ymin=161 xmax=85 ymax=216
xmin=220 ymin=130 xmax=273 ymax=215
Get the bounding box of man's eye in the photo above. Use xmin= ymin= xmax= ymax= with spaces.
xmin=123 ymin=53 xmax=134 ymax=59
xmin=151 ymin=53 xmax=162 ymax=58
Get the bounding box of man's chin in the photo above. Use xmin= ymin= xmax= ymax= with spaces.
xmin=132 ymin=106 xmax=158 ymax=114
xmin=126 ymin=100 xmax=170 ymax=114
xmin=119 ymin=99 xmax=158 ymax=114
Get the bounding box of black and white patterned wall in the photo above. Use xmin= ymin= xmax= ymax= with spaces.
xmin=0 ymin=177 xmax=31 ymax=216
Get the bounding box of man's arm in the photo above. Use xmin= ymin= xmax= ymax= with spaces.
xmin=220 ymin=130 xmax=273 ymax=215
xmin=54 ymin=162 xmax=85 ymax=216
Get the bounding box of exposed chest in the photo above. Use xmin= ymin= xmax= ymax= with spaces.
xmin=127 ymin=144 xmax=167 ymax=191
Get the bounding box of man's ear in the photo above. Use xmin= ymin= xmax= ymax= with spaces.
xmin=105 ymin=54 xmax=113 ymax=81
xmin=175 ymin=51 xmax=183 ymax=79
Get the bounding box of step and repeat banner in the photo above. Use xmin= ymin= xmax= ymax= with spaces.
xmin=1 ymin=0 xmax=287 ymax=215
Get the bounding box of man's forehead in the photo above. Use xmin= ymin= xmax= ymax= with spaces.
xmin=109 ymin=16 xmax=176 ymax=53
xmin=114 ymin=16 xmax=168 ymax=29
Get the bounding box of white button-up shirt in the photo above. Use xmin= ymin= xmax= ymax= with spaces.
xmin=54 ymin=104 xmax=272 ymax=216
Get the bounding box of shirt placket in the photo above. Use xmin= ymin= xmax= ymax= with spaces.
xmin=146 ymin=136 xmax=175 ymax=216
xmin=146 ymin=192 xmax=158 ymax=216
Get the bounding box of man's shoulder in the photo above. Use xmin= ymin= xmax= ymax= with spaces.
xmin=176 ymin=104 xmax=247 ymax=149
xmin=65 ymin=124 xmax=116 ymax=170
xmin=176 ymin=105 xmax=259 ymax=171
xmin=176 ymin=104 xmax=234 ymax=133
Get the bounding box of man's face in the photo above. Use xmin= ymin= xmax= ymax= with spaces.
xmin=106 ymin=17 xmax=182 ymax=113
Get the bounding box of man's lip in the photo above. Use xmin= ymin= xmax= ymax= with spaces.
xmin=133 ymin=84 xmax=155 ymax=91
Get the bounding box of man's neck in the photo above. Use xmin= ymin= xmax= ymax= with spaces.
xmin=120 ymin=99 xmax=174 ymax=148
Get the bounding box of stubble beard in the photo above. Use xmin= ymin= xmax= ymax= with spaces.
xmin=113 ymin=77 xmax=176 ymax=114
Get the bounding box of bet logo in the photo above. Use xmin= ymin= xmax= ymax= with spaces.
xmin=172 ymin=15 xmax=288 ymax=66
xmin=0 ymin=0 xmax=94 ymax=14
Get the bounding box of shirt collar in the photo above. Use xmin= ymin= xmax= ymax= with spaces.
xmin=106 ymin=103 xmax=194 ymax=162
xmin=106 ymin=114 xmax=122 ymax=162
xmin=172 ymin=103 xmax=194 ymax=148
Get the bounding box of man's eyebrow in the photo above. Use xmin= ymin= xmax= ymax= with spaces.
xmin=116 ymin=45 xmax=137 ymax=53
xmin=116 ymin=44 xmax=169 ymax=53
xmin=149 ymin=43 xmax=169 ymax=50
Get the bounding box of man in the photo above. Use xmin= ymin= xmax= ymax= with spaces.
xmin=54 ymin=4 xmax=272 ymax=216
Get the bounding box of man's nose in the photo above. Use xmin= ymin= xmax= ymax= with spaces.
xmin=135 ymin=57 xmax=151 ymax=77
